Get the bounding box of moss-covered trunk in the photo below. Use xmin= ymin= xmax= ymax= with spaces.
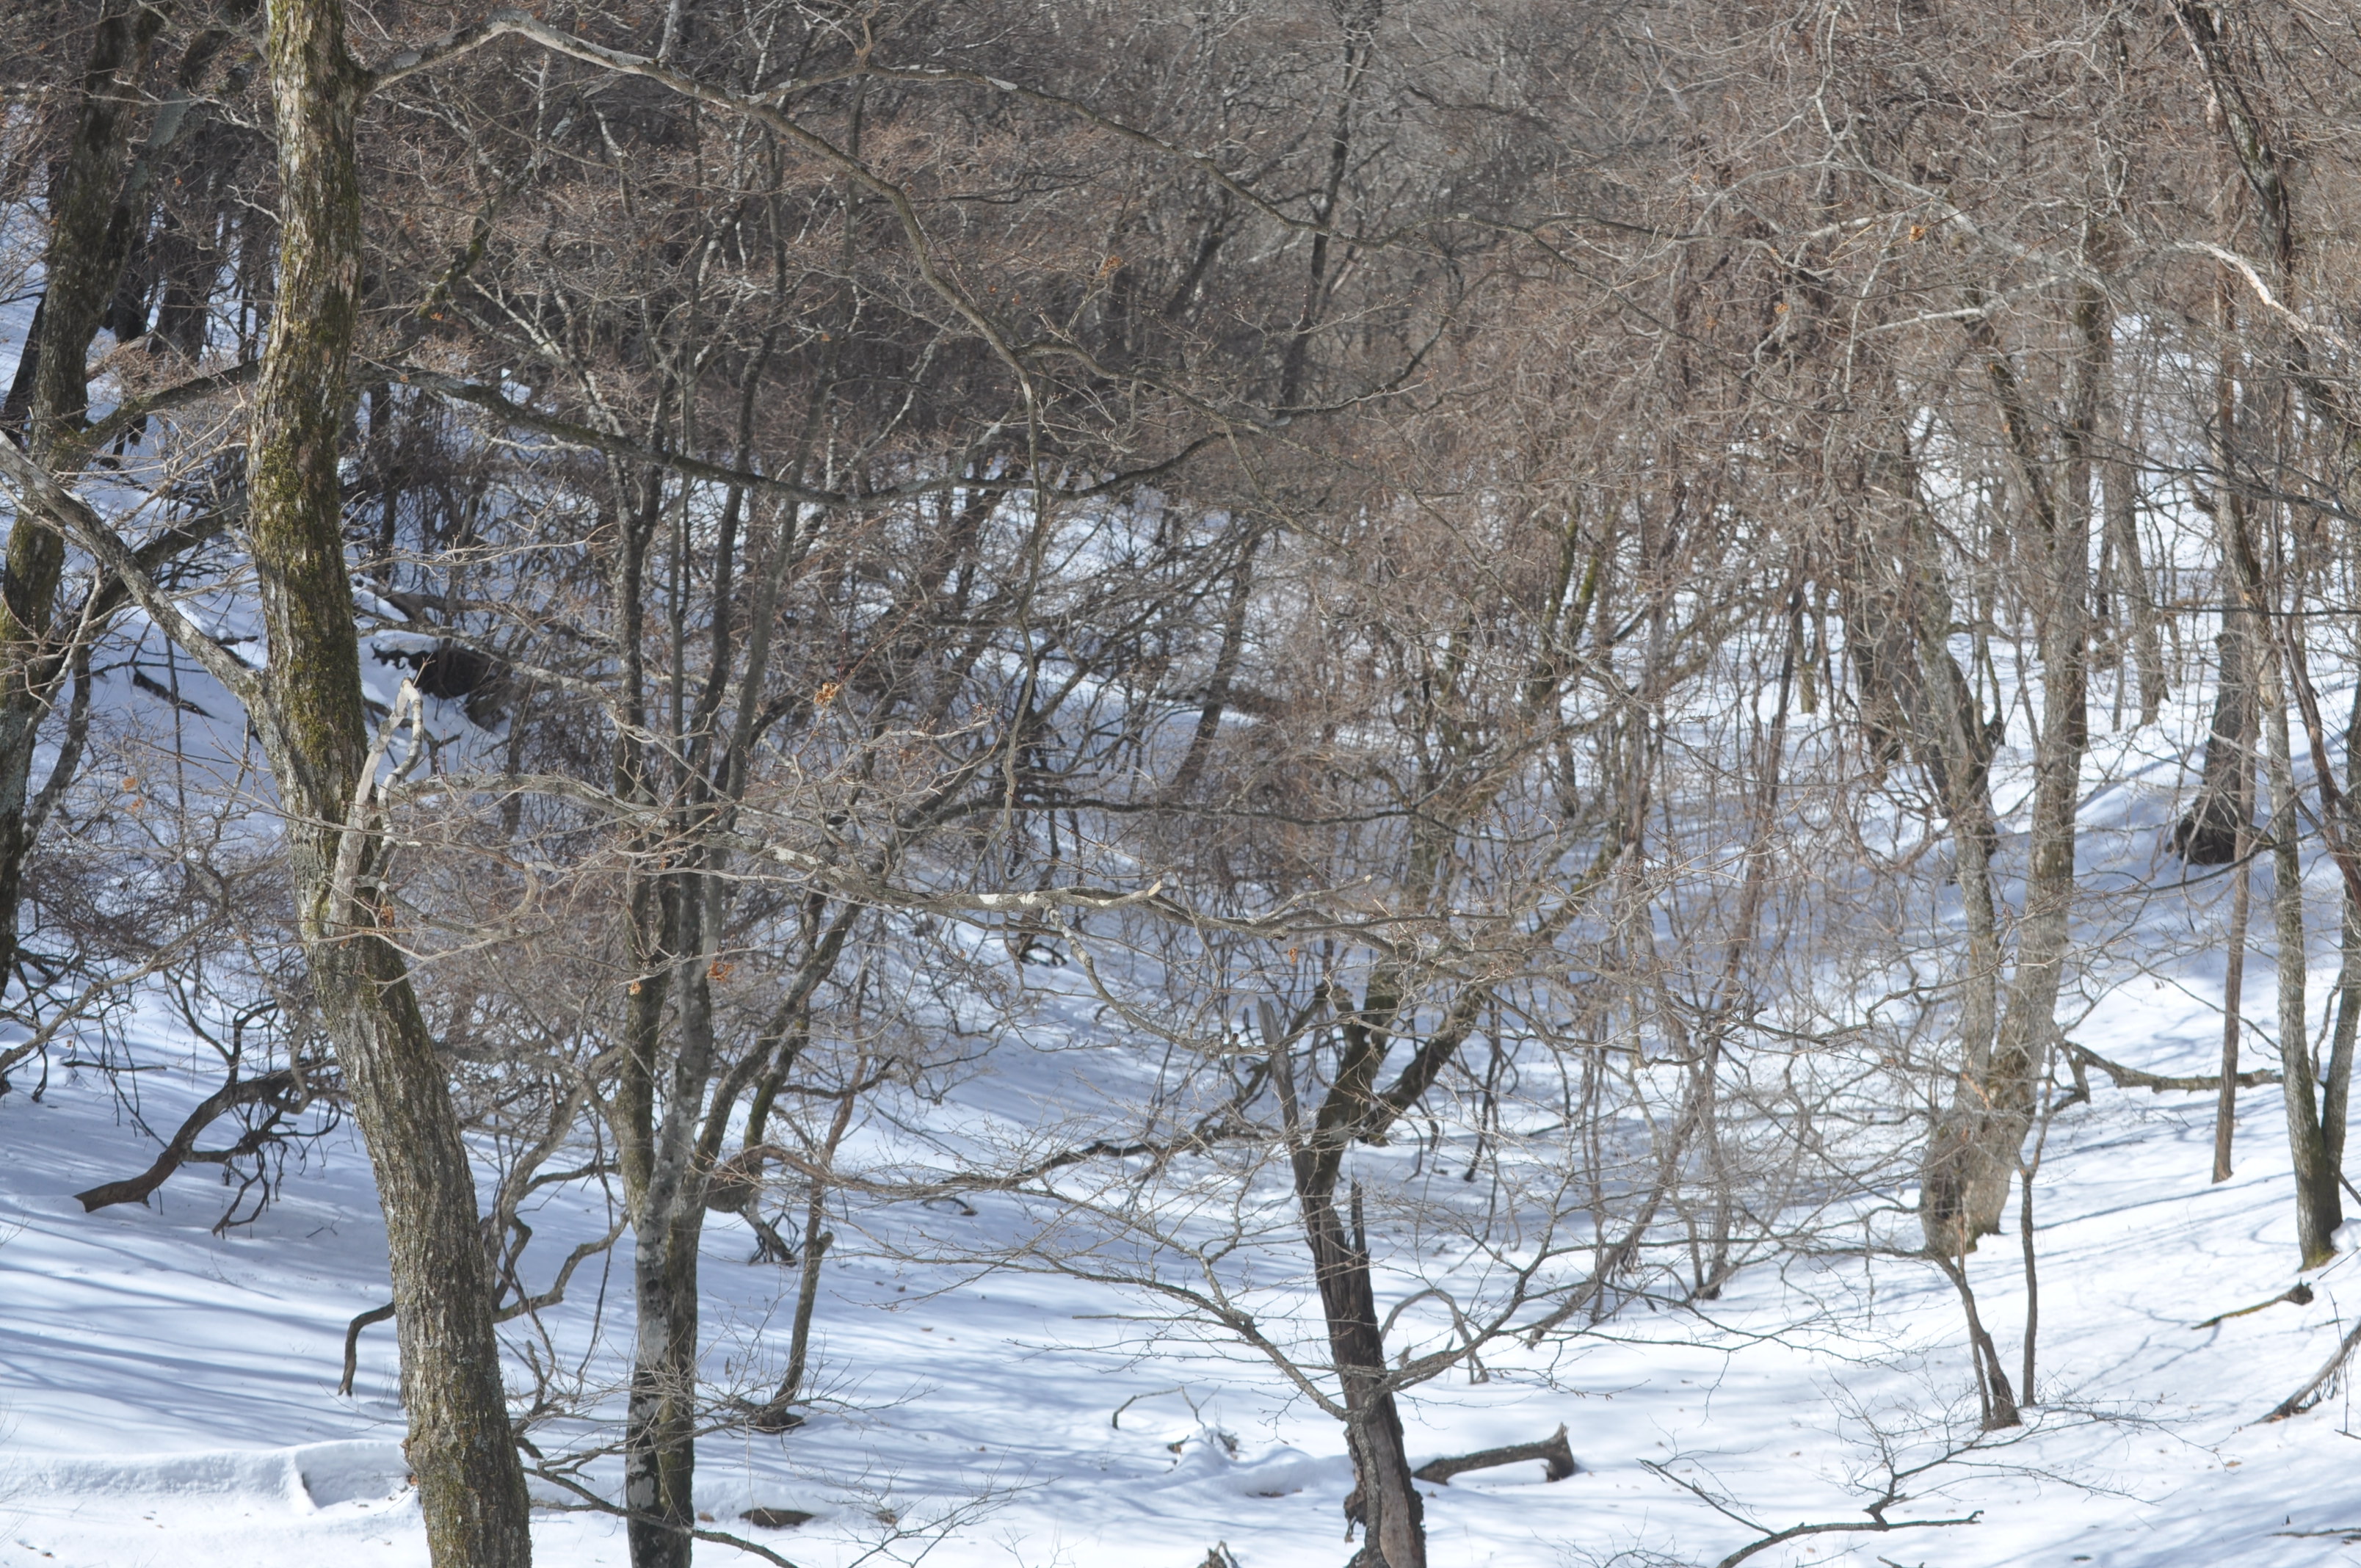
xmin=245 ymin=0 xmax=533 ymax=1558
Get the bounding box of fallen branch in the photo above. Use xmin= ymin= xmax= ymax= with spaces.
xmin=1641 ymin=1460 xmax=1981 ymax=1568
xmin=1109 ymin=1386 xmax=1190 ymax=1429
xmin=73 ymin=1068 xmax=310 ymax=1211
xmin=1707 ymin=1510 xmax=1981 ymax=1568
xmin=2064 ymin=1041 xmax=2279 ymax=1097
xmin=1413 ymin=1424 xmax=1575 ymax=1484
xmin=2194 ymin=1282 xmax=2313 ymax=1331
xmin=2264 ymin=1318 xmax=2361 ymax=1423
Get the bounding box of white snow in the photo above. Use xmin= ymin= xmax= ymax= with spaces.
xmin=3 ymin=210 xmax=2356 ymax=1568
xmin=8 ymin=968 xmax=2361 ymax=1568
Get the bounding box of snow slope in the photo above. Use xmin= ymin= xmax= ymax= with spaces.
xmin=8 ymin=976 xmax=2361 ymax=1568
xmin=5 ymin=220 xmax=2360 ymax=1568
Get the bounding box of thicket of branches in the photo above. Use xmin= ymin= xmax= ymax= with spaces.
xmin=9 ymin=1 xmax=2361 ymax=1564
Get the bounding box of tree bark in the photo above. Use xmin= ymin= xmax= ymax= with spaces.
xmin=2261 ymin=658 xmax=2340 ymax=1264
xmin=1299 ymin=1177 xmax=1423 ymax=1568
xmin=2214 ymin=834 xmax=2252 ymax=1183
xmin=1924 ymin=300 xmax=2094 ymax=1252
xmin=244 ymin=0 xmax=533 ymax=1557
xmin=0 ymin=0 xmax=164 ymax=991
xmin=621 ymin=887 xmax=715 ymax=1568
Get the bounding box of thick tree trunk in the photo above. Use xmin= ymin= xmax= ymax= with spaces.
xmin=244 ymin=0 xmax=533 ymax=1558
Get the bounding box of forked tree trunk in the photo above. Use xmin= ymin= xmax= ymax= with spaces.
xmin=1924 ymin=301 xmax=2095 ymax=1254
xmin=2226 ymin=463 xmax=2342 ymax=1263
xmin=244 ymin=0 xmax=533 ymax=1558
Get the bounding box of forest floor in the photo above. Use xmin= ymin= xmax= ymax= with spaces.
xmin=5 ymin=969 xmax=2361 ymax=1568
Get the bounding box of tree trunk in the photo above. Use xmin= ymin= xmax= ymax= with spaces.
xmin=1298 ymin=1176 xmax=1423 ymax=1568
xmin=0 ymin=0 xmax=164 ymax=990
xmin=1926 ymin=303 xmax=2095 ymax=1252
xmin=1892 ymin=525 xmax=2006 ymax=1256
xmin=2176 ymin=624 xmax=2255 ymax=865
xmin=2262 ymin=661 xmax=2340 ymax=1265
xmin=622 ymin=892 xmax=718 ymax=1568
xmin=2214 ymin=835 xmax=2252 ymax=1183
xmin=625 ymin=1196 xmax=705 ymax=1568
xmin=2100 ymin=429 xmax=2165 ymax=727
xmin=244 ymin=0 xmax=532 ymax=1558
xmin=2325 ymin=682 xmax=2361 ymax=1174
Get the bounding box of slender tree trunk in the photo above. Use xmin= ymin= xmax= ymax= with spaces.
xmin=2218 ymin=374 xmax=2341 ymax=1261
xmin=2017 ymin=1159 xmax=2038 ymax=1404
xmin=0 ymin=0 xmax=163 ymax=990
xmin=758 ymin=1069 xmax=856 ymax=1431
xmin=1297 ymin=1175 xmax=1423 ymax=1568
xmin=244 ymin=0 xmax=532 ymax=1558
xmin=1167 ymin=533 xmax=1258 ymax=797
xmin=2255 ymin=636 xmax=2342 ymax=1263
xmin=1933 ymin=1251 xmax=2020 ymax=1430
xmin=2100 ymin=427 xmax=2165 ymax=727
xmin=2216 ymin=840 xmax=2252 ymax=1183
xmin=623 ymin=885 xmax=718 ymax=1568
xmin=2326 ymin=680 xmax=2361 ymax=1173
xmin=1927 ymin=300 xmax=2095 ymax=1250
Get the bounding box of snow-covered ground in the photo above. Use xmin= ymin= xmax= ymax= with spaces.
xmin=5 ymin=214 xmax=2358 ymax=1568
xmin=7 ymin=968 xmax=2361 ymax=1568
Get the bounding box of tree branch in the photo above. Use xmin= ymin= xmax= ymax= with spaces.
xmin=73 ymin=1068 xmax=311 ymax=1211
xmin=0 ymin=438 xmax=263 ymax=705
xmin=1412 ymin=1425 xmax=1575 ymax=1485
